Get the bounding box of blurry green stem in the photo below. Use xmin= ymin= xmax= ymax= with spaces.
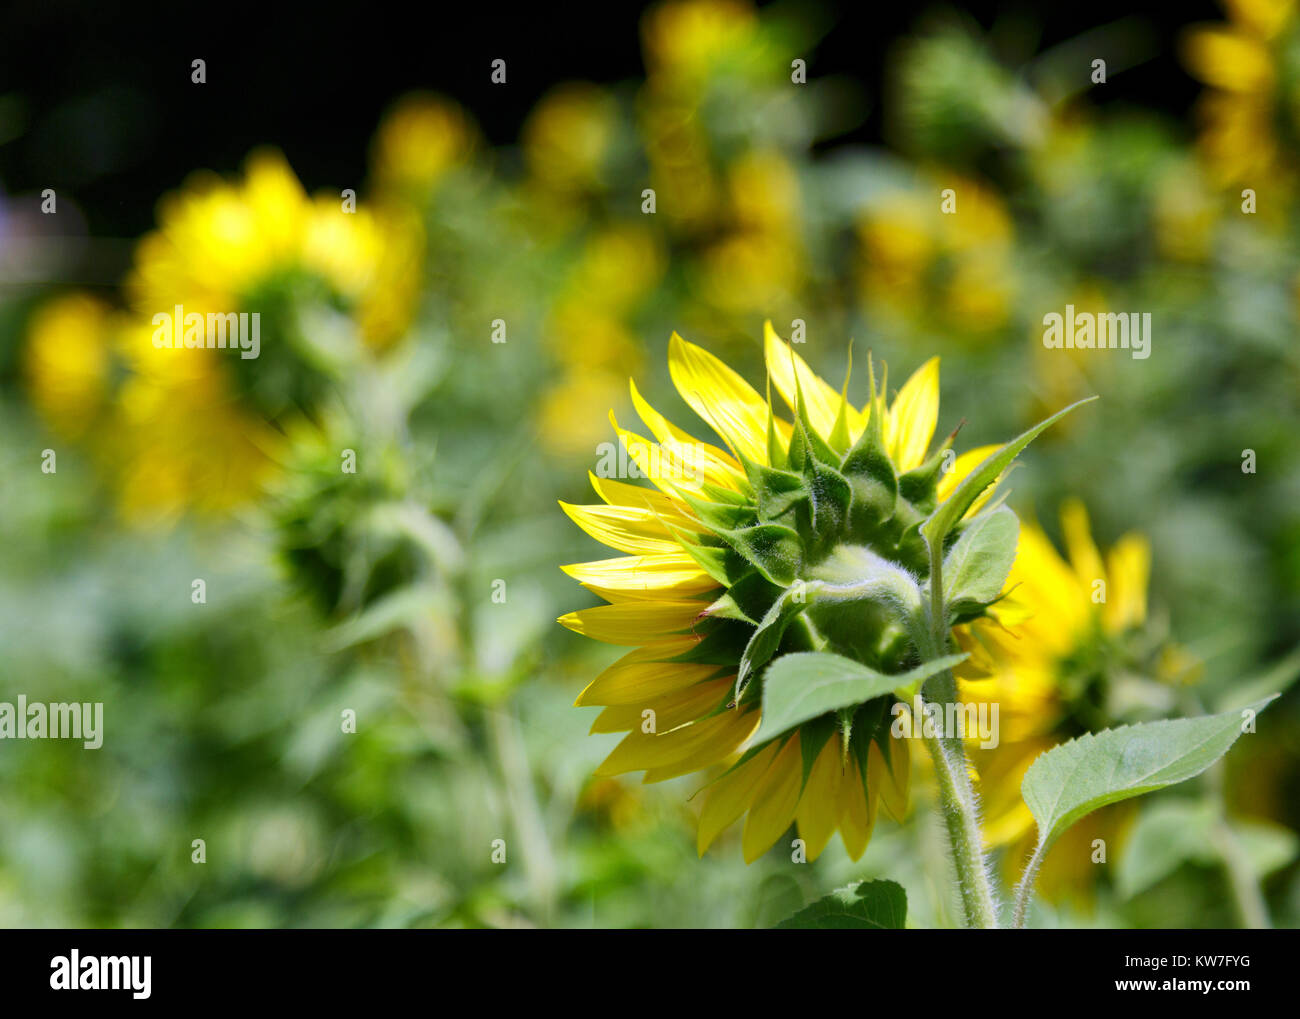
xmin=487 ymin=705 xmax=558 ymax=924
xmin=1207 ymin=763 xmax=1270 ymax=929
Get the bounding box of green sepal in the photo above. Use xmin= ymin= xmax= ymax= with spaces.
xmin=710 ymin=522 xmax=804 ymax=587
xmin=669 ymin=529 xmax=749 ymax=587
xmin=839 ymin=374 xmax=898 ymax=535
xmin=744 ymin=460 xmax=811 ymax=531
xmin=736 ymin=580 xmax=825 ymax=699
xmin=679 ymin=490 xmax=760 ymax=535
xmin=704 ymin=568 xmax=783 ymax=624
xmin=799 ymin=713 xmax=838 ymax=793
xmin=667 ymin=619 xmax=751 ymax=666
xmin=897 ymin=436 xmax=954 ymax=511
xmin=807 ymin=457 xmax=852 ymax=553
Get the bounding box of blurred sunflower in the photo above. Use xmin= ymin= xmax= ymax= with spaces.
xmin=1182 ymin=0 xmax=1299 ymax=189
xmin=559 ymin=323 xmax=1006 ymax=862
xmin=857 ymin=175 xmax=1015 ymax=337
xmin=956 ymin=499 xmax=1196 ymax=900
xmin=369 ymin=92 xmax=478 ymax=198
xmin=129 ymin=148 xmax=422 ymax=351
xmin=23 ymin=293 xmax=113 ymax=440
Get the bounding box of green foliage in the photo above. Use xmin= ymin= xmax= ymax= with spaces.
xmin=756 ymin=650 xmax=967 ymax=744
xmin=1022 ymin=697 xmax=1278 ymax=855
xmin=775 ymin=879 xmax=907 ymax=929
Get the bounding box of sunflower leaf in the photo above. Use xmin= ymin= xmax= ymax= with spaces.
xmin=921 ymin=397 xmax=1096 ymax=551
xmin=939 ymin=504 xmax=1019 ymax=619
xmin=1021 ymin=696 xmax=1279 ymax=856
xmin=755 ymin=650 xmax=967 ymax=744
xmin=774 ymin=879 xmax=907 ymax=929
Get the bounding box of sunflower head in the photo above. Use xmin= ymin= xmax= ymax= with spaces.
xmin=560 ymin=323 xmax=1016 ymax=862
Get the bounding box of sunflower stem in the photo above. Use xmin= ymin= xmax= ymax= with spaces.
xmin=921 ymin=537 xmax=1002 ymax=929
xmin=1012 ymin=838 xmax=1048 ymax=928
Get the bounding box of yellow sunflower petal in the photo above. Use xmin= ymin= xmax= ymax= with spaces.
xmin=762 ymin=320 xmax=863 ymax=439
xmin=870 ymin=737 xmax=910 ymax=822
xmin=589 ymin=678 xmax=731 ymax=733
xmin=1183 ymin=27 xmax=1276 ymax=93
xmin=668 ymin=332 xmax=770 ymax=463
xmin=609 ymin=412 xmax=741 ymax=498
xmin=595 ymin=707 xmax=758 ymax=778
xmin=1060 ymin=498 xmax=1107 ymax=594
xmin=562 ymin=553 xmax=718 ymax=600
xmin=558 ymin=600 xmax=704 ymax=645
xmin=629 ymin=377 xmax=742 ymax=482
xmin=742 ymin=735 xmax=804 ymax=862
xmin=794 ymin=736 xmax=844 ymax=861
xmin=560 ymin=501 xmax=683 ymax=555
xmin=574 ymin=639 xmax=710 ymax=706
xmin=1103 ymin=533 xmax=1150 ymax=634
xmin=697 ymin=741 xmax=783 ymax=854
xmin=837 ymin=762 xmax=877 ymax=861
xmin=587 ymin=472 xmax=701 ymax=531
xmin=885 ymin=356 xmax=940 ymax=471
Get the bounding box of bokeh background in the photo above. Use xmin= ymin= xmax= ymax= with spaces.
xmin=1 ymin=0 xmax=1298 ymax=928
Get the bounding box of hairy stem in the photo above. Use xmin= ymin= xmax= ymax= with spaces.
xmin=1012 ymin=839 xmax=1048 ymax=928
xmin=920 ymin=540 xmax=1002 ymax=929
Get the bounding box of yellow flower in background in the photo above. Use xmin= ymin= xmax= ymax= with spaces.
xmin=559 ymin=323 xmax=1006 ymax=862
xmin=370 ymin=92 xmax=478 ymax=196
xmin=112 ymin=321 xmax=278 ymax=522
xmin=523 ymin=83 xmax=618 ymax=195
xmin=857 ymin=176 xmax=1015 ymax=335
xmin=1183 ymin=0 xmax=1298 ymax=188
xmin=538 ymin=225 xmax=664 ymax=457
xmin=642 ymin=0 xmax=756 ymax=80
xmin=129 ymin=149 xmax=422 ymax=349
xmin=956 ymin=499 xmax=1165 ymax=899
xmin=637 ymin=1 xmax=763 ymax=234
xmin=27 ymin=148 xmax=424 ymax=522
xmin=23 ymin=294 xmax=112 ymax=439
xmin=698 ymin=151 xmax=805 ymax=315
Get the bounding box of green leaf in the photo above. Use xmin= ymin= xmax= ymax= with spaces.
xmin=940 ymin=505 xmax=1019 ymax=615
xmin=1115 ymin=799 xmax=1219 ymax=899
xmin=921 ymin=397 xmax=1095 ymax=551
xmin=1021 ymin=696 xmax=1278 ymax=854
xmin=774 ymin=879 xmax=907 ymax=929
xmin=755 ymin=650 xmax=967 ymax=744
xmin=1233 ymin=818 xmax=1300 ymax=878
xmin=1117 ymin=801 xmax=1300 ymax=899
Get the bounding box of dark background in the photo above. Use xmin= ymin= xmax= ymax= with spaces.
xmin=2 ymin=0 xmax=1218 ymax=238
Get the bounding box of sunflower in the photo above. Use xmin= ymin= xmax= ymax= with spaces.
xmin=127 ymin=149 xmax=423 ymax=351
xmin=559 ymin=323 xmax=1005 ymax=862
